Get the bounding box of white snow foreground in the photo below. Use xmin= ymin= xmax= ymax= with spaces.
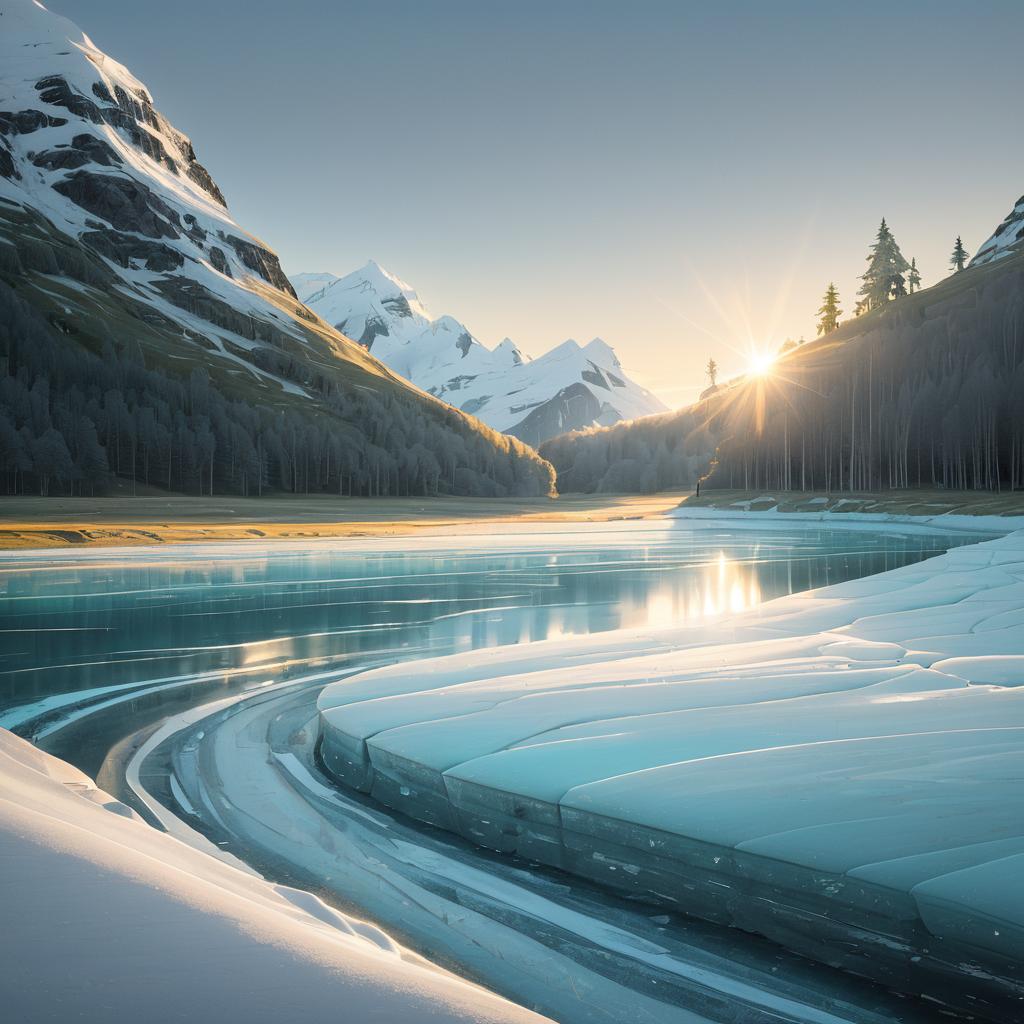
xmin=0 ymin=729 xmax=549 ymax=1024
xmin=318 ymin=529 xmax=1024 ymax=1014
xmin=290 ymin=263 xmax=665 ymax=443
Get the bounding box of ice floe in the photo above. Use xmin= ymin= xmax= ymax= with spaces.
xmin=318 ymin=526 xmax=1024 ymax=1016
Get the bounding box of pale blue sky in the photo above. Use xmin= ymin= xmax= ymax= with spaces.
xmin=50 ymin=1 xmax=1024 ymax=403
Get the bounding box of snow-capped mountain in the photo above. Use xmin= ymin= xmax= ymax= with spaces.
xmin=971 ymin=193 xmax=1024 ymax=266
xmin=291 ymin=264 xmax=666 ymax=445
xmin=0 ymin=0 xmax=552 ymax=497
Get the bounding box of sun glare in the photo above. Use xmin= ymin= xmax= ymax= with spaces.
xmin=747 ymin=351 xmax=775 ymax=378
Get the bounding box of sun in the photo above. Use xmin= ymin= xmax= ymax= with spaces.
xmin=747 ymin=351 xmax=775 ymax=378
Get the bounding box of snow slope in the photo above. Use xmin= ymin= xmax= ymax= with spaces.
xmin=0 ymin=726 xmax=549 ymax=1023
xmin=972 ymin=192 xmax=1024 ymax=266
xmin=291 ymin=264 xmax=666 ymax=444
xmin=318 ymin=525 xmax=1024 ymax=1018
xmin=0 ymin=0 xmax=343 ymax=382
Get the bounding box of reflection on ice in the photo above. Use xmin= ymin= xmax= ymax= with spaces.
xmin=0 ymin=523 xmax=977 ymax=732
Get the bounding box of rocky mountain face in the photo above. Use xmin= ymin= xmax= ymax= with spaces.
xmin=0 ymin=0 xmax=553 ymax=498
xmin=291 ymin=264 xmax=666 ymax=446
xmin=971 ymin=193 xmax=1024 ymax=266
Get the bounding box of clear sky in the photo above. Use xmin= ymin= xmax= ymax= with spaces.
xmin=48 ymin=1 xmax=1024 ymax=406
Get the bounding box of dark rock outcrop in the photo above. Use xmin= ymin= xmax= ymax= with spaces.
xmin=81 ymin=229 xmax=185 ymax=272
xmin=381 ymin=294 xmax=413 ymax=318
xmin=340 ymin=314 xmax=389 ymax=350
xmin=31 ymin=133 xmax=122 ymax=171
xmin=0 ymin=140 xmax=18 ymax=180
xmin=0 ymin=109 xmax=68 ymax=135
xmin=508 ymin=382 xmax=616 ymax=448
xmin=152 ymin=275 xmax=300 ymax=348
xmin=221 ymin=233 xmax=296 ymax=297
xmin=53 ymin=170 xmax=182 ymax=239
xmin=34 ymin=75 xmax=225 ymax=206
xmin=182 ymin=214 xmax=207 ymax=244
xmin=208 ymin=245 xmax=232 ymax=277
xmin=581 ymin=366 xmax=610 ymax=390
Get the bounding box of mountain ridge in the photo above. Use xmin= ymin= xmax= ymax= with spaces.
xmin=289 ymin=264 xmax=666 ymax=445
xmin=0 ymin=0 xmax=554 ymax=498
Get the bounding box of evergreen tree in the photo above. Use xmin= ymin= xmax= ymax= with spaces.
xmin=857 ymin=218 xmax=910 ymax=311
xmin=816 ymin=283 xmax=842 ymax=336
xmin=908 ymin=257 xmax=921 ymax=293
xmin=705 ymin=357 xmax=718 ymax=388
xmin=951 ymin=235 xmax=968 ymax=273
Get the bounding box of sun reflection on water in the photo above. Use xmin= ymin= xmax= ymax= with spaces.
xmin=644 ymin=550 xmax=762 ymax=630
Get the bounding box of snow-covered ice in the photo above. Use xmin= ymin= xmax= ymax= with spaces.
xmin=318 ymin=524 xmax=1024 ymax=1012
xmin=0 ymin=727 xmax=550 ymax=1023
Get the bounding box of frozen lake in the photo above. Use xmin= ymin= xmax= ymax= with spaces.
xmin=0 ymin=520 xmax=1000 ymax=1024
xmin=0 ymin=521 xmax=974 ymax=731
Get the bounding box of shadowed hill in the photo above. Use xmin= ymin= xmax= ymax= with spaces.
xmin=544 ymin=236 xmax=1024 ymax=495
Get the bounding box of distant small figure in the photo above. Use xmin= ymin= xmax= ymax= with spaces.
xmin=695 ymin=479 xmax=701 ymax=498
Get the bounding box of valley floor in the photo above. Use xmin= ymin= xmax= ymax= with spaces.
xmin=2 ymin=487 xmax=1021 ymax=550
xmin=0 ymin=491 xmax=688 ymax=549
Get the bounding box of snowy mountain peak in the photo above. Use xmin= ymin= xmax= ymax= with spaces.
xmin=971 ymin=193 xmax=1024 ymax=266
xmin=583 ymin=338 xmax=620 ymax=367
xmin=290 ymin=264 xmax=666 ymax=444
xmin=495 ymin=338 xmax=524 ymax=366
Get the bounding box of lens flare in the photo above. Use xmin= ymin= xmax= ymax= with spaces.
xmin=747 ymin=351 xmax=775 ymax=377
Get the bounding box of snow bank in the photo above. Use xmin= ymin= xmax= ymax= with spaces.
xmin=0 ymin=729 xmax=548 ymax=1023
xmin=318 ymin=530 xmax=1024 ymax=1018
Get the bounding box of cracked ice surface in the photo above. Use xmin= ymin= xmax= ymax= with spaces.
xmin=319 ymin=529 xmax=1024 ymax=1010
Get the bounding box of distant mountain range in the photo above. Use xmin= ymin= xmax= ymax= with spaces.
xmin=290 ymin=264 xmax=666 ymax=447
xmin=0 ymin=0 xmax=552 ymax=498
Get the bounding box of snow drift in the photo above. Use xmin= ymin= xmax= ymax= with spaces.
xmin=0 ymin=726 xmax=549 ymax=1023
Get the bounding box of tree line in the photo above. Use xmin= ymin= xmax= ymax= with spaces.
xmin=539 ymin=406 xmax=716 ymax=494
xmin=0 ymin=281 xmax=554 ymax=498
xmin=707 ymin=252 xmax=1024 ymax=493
xmin=812 ymin=223 xmax=970 ymax=339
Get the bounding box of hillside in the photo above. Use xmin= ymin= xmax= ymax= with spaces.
xmin=291 ymin=263 xmax=665 ymax=445
xmin=0 ymin=0 xmax=553 ymax=499
xmin=704 ymin=244 xmax=1024 ymax=493
xmin=545 ymin=202 xmax=1024 ymax=495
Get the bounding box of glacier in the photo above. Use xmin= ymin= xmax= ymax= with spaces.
xmin=318 ymin=521 xmax=1024 ymax=1018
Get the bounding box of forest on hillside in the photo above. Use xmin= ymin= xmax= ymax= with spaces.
xmin=544 ymin=250 xmax=1024 ymax=495
xmin=0 ymin=282 xmax=555 ymax=499
xmin=539 ymin=406 xmax=717 ymax=493
xmin=707 ymin=252 xmax=1024 ymax=493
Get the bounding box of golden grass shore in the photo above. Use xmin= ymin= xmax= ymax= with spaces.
xmin=0 ymin=492 xmax=689 ymax=549
xmin=1 ymin=488 xmax=1021 ymax=551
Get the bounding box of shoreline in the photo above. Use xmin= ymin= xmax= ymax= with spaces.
xmin=3 ymin=487 xmax=1024 ymax=551
xmin=0 ymin=492 xmax=687 ymax=550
